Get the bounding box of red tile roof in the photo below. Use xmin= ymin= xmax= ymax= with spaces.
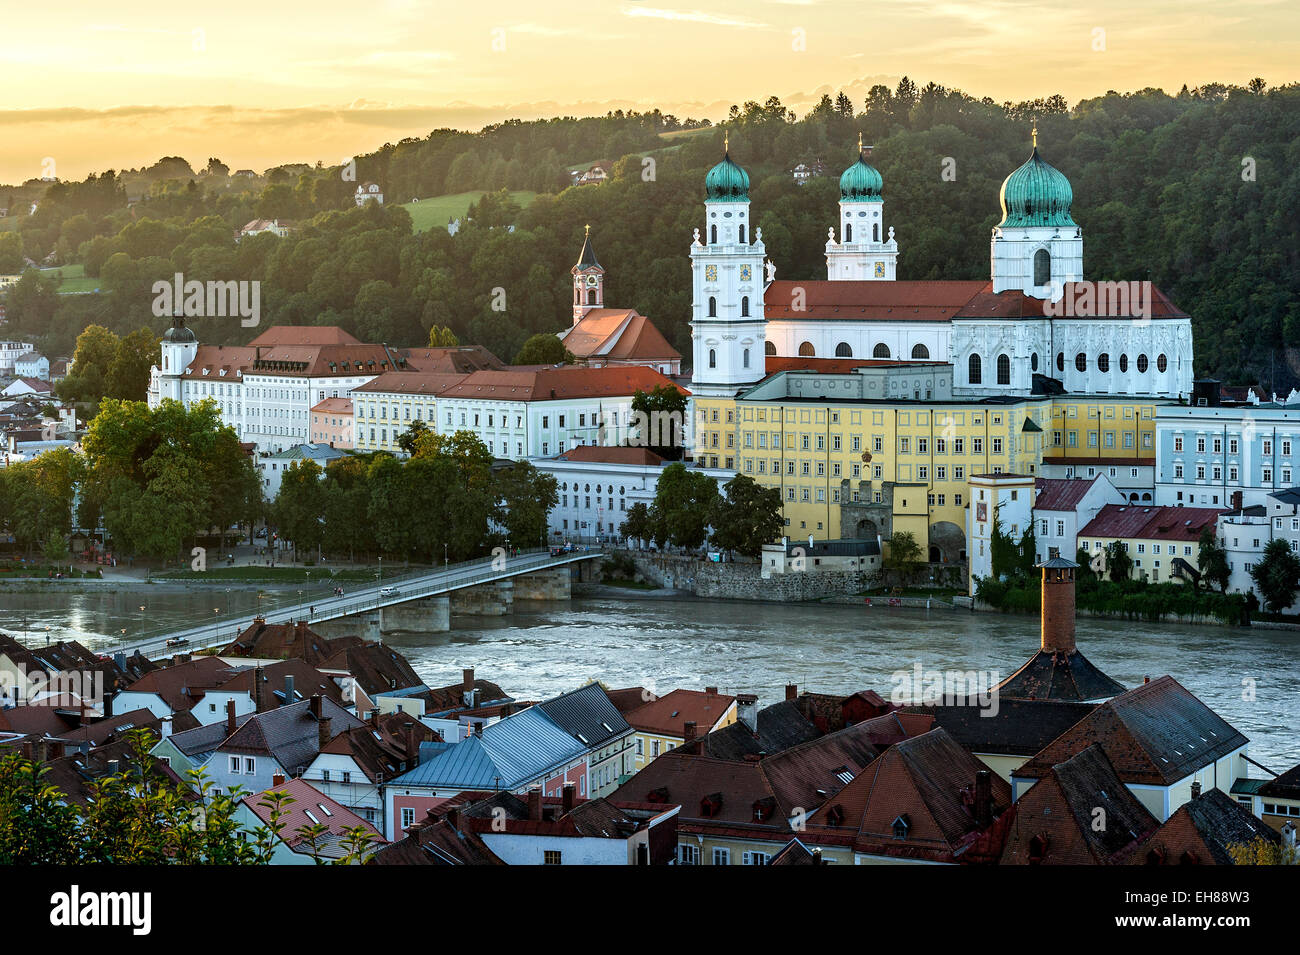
xmin=625 ymin=689 xmax=736 ymax=737
xmin=763 ymin=280 xmax=990 ymax=322
xmin=248 ymin=326 xmax=360 ymax=346
xmin=553 ymin=445 xmax=666 ymax=466
xmin=562 ymin=309 xmax=681 ymax=363
xmin=1078 ymin=504 xmax=1224 ymax=542
xmin=351 ymin=371 xmax=468 ymax=396
xmin=1033 ymin=476 xmax=1101 ymax=513
xmin=437 ymin=365 xmax=686 ymax=402
xmin=241 ymin=777 xmax=385 ymax=849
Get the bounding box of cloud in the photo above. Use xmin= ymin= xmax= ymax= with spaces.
xmin=622 ymin=6 xmax=769 ymax=29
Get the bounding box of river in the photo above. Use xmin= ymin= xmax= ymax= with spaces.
xmin=3 ymin=586 xmax=1296 ymax=771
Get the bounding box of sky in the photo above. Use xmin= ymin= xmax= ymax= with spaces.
xmin=2 ymin=0 xmax=1296 ymax=184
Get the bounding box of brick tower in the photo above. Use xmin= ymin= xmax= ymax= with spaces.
xmin=1040 ymin=557 xmax=1077 ymax=653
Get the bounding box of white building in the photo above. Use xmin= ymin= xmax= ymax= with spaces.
xmin=1032 ymin=474 xmax=1125 ymax=564
xmin=355 ymin=182 xmax=383 ymax=206
xmin=0 ymin=340 xmax=36 ymax=376
xmin=967 ymin=472 xmax=1035 ymax=590
xmin=13 ymin=352 xmax=48 ymax=380
xmin=1040 ymin=455 xmax=1156 ymax=504
xmin=533 ymin=445 xmax=732 ymax=543
xmin=259 ymin=443 xmax=349 ymax=499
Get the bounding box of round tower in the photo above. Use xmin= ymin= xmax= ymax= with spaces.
xmin=1039 ymin=557 xmax=1077 ymax=654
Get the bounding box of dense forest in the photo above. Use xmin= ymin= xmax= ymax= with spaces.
xmin=1 ymin=80 xmax=1296 ymax=389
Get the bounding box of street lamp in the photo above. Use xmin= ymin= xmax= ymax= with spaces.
xmin=443 ymin=543 xmax=448 ymax=569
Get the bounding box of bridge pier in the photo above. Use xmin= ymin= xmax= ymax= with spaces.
xmin=314 ymin=611 xmax=381 ymax=641
xmin=451 ymin=580 xmax=514 ymax=616
xmin=378 ymin=596 xmax=450 ymax=634
xmin=512 ymin=566 xmax=572 ymax=600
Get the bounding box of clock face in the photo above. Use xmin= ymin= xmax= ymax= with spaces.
xmin=740 ymin=265 xmax=752 ymax=282
xmin=586 ymin=275 xmax=599 ymax=287
xmin=705 ymin=264 xmax=718 ymax=282
xmin=874 ymin=261 xmax=886 ymax=278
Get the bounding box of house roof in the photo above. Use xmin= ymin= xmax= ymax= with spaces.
xmin=903 ymin=698 xmax=1097 ymax=756
xmin=553 ymin=445 xmax=666 ymax=466
xmin=310 ymin=397 xmax=353 ymax=414
xmin=401 ymin=345 xmax=505 ymax=374
xmin=624 ymin=688 xmax=736 ymax=737
xmin=242 ymin=777 xmax=385 ymax=854
xmin=692 ymin=698 xmax=822 ymax=760
xmin=435 ymin=365 xmax=686 ymax=402
xmin=560 ymin=310 xmax=681 ymax=363
xmin=1013 ymin=676 xmax=1249 ymax=786
xmin=1001 ymin=744 xmax=1158 ymax=865
xmin=1033 ymin=476 xmax=1101 ymax=513
xmin=1130 ymin=786 xmax=1280 ymax=865
xmin=317 ymin=710 xmax=439 ymax=782
xmin=247 ymin=326 xmax=360 ymax=347
xmin=1078 ymin=504 xmax=1224 ymax=542
xmin=606 ymin=686 xmax=656 ymax=714
xmin=167 ymin=711 xmax=255 ymax=760
xmin=763 ymin=280 xmax=991 ymax=322
xmin=536 ymin=682 xmax=631 ymax=749
xmin=220 ymin=619 xmax=342 ymax=666
xmin=318 ymin=639 xmax=425 ymax=699
xmin=215 ymin=659 xmax=344 ymax=710
xmin=806 ymin=727 xmax=1013 ymax=862
xmin=218 ymin=697 xmax=363 ymax=774
xmin=351 ymin=371 xmax=469 ymax=397
xmin=121 ymin=656 xmax=234 ymax=712
xmin=995 ymin=647 xmax=1127 ymax=703
xmin=1257 ymin=760 xmax=1300 ymax=800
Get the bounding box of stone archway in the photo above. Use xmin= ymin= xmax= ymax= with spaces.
xmin=856 ymin=518 xmax=879 ymax=540
xmin=928 ymin=521 xmax=966 ymax=565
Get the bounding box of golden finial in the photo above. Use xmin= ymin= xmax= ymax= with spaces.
xmin=724 ymin=130 xmax=729 ymax=153
xmin=858 ymin=131 xmax=864 ymax=153
xmin=584 ymin=223 xmax=590 ymax=235
xmin=1032 ymin=120 xmax=1038 ymax=149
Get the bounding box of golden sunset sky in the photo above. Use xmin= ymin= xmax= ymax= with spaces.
xmin=2 ymin=0 xmax=1295 ymax=183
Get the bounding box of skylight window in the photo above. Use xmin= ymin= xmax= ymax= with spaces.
xmin=318 ymin=803 xmax=332 ymax=817
xmin=304 ymin=810 xmax=319 ymax=824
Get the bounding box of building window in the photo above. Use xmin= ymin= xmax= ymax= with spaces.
xmin=1075 ymin=353 xmax=1087 ymax=373
xmin=996 ymin=354 xmax=1010 ymax=385
xmin=912 ymin=343 xmax=929 ymax=360
xmin=835 ymin=342 xmax=852 ymax=358
xmin=968 ymin=354 xmax=982 ymax=384
xmin=401 ymin=808 xmax=415 ymax=830
xmin=873 ymin=343 xmax=890 ymax=359
xmin=708 ymin=296 xmax=717 ymax=317
xmin=1033 ymin=248 xmax=1050 ymax=286
xmin=713 ymin=847 xmax=731 ymax=865
xmin=708 ymin=349 xmax=716 ymax=369
xmin=741 ymin=296 xmax=750 ymax=317
xmin=798 ymin=341 xmax=815 ymax=357
xmin=544 ymin=850 xmax=562 ymax=865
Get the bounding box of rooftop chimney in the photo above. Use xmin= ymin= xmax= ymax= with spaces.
xmin=683 ymin=720 xmax=697 ymax=743
xmin=736 ymin=694 xmax=758 ymax=734
xmin=704 ymin=686 xmax=718 ymax=696
xmin=527 ymin=787 xmax=543 ymax=821
xmin=1191 ymin=781 xmax=1202 ymax=799
xmin=309 ymin=694 xmax=323 ymax=719
xmin=272 ymin=772 xmax=286 ymax=787
xmin=785 ymin=683 xmax=798 ymax=701
xmin=370 ymin=708 xmax=380 ymax=728
xmin=446 ymin=806 xmax=461 ymax=830
xmin=225 ymin=699 xmax=237 ymax=736
xmin=406 ymin=722 xmax=420 ymax=766
xmin=318 ymin=714 xmax=333 ymax=750
xmin=283 ymin=673 xmax=295 ymax=706
xmin=462 ymin=667 xmax=475 ymax=706
xmin=253 ymin=665 xmax=265 ymax=711
xmin=974 ymin=769 xmax=993 ymax=828
xmin=161 ymin=715 xmax=173 ymax=739
xmin=1039 ymin=561 xmax=1077 ymax=654
xmin=562 ymin=782 xmax=575 ymax=815
xmin=106 ymin=759 xmax=120 ymax=776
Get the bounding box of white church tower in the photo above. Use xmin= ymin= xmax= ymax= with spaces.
xmin=990 ymin=126 xmax=1083 ymax=298
xmin=153 ymin=313 xmax=198 ymax=405
xmin=826 ymin=137 xmax=898 ymax=281
xmin=690 ymin=139 xmax=766 ymax=397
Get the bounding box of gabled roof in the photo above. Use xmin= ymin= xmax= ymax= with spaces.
xmin=435 ymin=364 xmax=686 ymax=402
xmin=1001 ymin=744 xmax=1158 ymax=865
xmin=763 ymin=280 xmax=990 ymax=322
xmin=167 ymin=711 xmax=255 ymax=760
xmin=1033 ymin=476 xmax=1101 ymax=513
xmin=535 ymin=682 xmax=631 ymax=749
xmin=242 ymin=777 xmax=385 ymax=855
xmin=1079 ymin=504 xmax=1224 ymax=543
xmin=1257 ymin=761 xmax=1300 ymax=800
xmin=624 ymin=688 xmax=736 ymax=737
xmin=552 ymin=445 xmax=667 ymax=466
xmin=560 ymin=310 xmax=681 ymax=363
xmin=318 ymin=640 xmax=424 ymax=699
xmin=996 ymin=648 xmax=1127 ymax=703
xmin=904 ymin=698 xmax=1097 ymax=756
xmin=1013 ymin=676 xmax=1249 ymax=786
xmin=806 ymin=727 xmax=1013 ymax=862
xmin=317 ymin=711 xmax=439 ymax=782
xmin=218 ymin=697 xmax=363 ymax=774
xmin=350 ymin=371 xmax=468 ymax=397
xmin=247 ymin=326 xmax=360 ymax=347
xmin=692 ymin=698 xmax=822 ymax=760
xmin=1130 ymin=787 xmax=1280 ymax=865
xmin=120 ymin=656 xmax=234 ymax=712
xmin=214 ymin=659 xmax=344 ymax=710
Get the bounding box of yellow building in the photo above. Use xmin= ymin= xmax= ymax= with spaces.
xmin=1046 ymin=395 xmax=1158 ymax=459
xmin=623 ymin=688 xmax=738 ymax=775
xmin=1076 ymin=502 xmax=1222 ymax=584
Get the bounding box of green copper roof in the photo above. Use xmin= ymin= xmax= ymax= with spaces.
xmin=705 ymin=151 xmax=750 ymax=202
xmin=839 ymin=148 xmax=883 ymax=202
xmin=998 ymin=147 xmax=1076 ymax=228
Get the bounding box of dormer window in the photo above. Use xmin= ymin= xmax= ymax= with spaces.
xmin=891 ymin=814 xmax=910 ymax=840
xmin=700 ymin=792 xmax=723 ymax=818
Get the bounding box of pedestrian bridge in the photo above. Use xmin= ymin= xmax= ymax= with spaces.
xmin=128 ymin=548 xmax=602 ymax=659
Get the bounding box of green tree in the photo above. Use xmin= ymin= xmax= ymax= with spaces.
xmin=493 ymin=461 xmax=558 ymax=548
xmin=1196 ymin=526 xmax=1231 ymax=593
xmin=884 ymin=531 xmax=923 ymax=580
xmin=274 ymin=459 xmax=326 ymax=561
xmin=396 ymin=419 xmax=430 ymax=455
xmin=620 ymin=501 xmax=652 ymax=544
xmin=648 ymin=462 xmax=719 ymax=550
xmin=1250 ymin=538 xmax=1300 ymax=613
xmin=105 ymin=326 xmax=160 ymax=401
xmin=56 ymin=324 xmax=120 ymax=409
xmin=989 ymin=510 xmax=1019 ymax=580
xmin=427 ymin=324 xmax=459 ymax=347
xmin=1105 ymin=540 xmax=1133 ymax=582
xmin=630 ymin=385 xmax=688 ymax=460
xmin=0 ymin=231 xmax=24 ymax=272
xmin=512 ymin=332 xmax=570 ymax=365
xmin=707 ymin=474 xmax=783 ymax=557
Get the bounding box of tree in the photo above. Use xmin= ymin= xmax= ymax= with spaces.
xmin=989 ymin=510 xmax=1019 ymax=580
xmin=105 ymin=326 xmax=160 ymax=401
xmin=1017 ymin=524 xmax=1038 ymax=578
xmin=427 ymin=325 xmax=459 ymax=347
xmin=493 ymin=461 xmax=558 ymax=548
xmin=620 ymin=502 xmax=652 ymax=544
xmin=1105 ymin=540 xmax=1133 ymax=582
xmin=1251 ymin=538 xmax=1300 ymax=613
xmin=648 ymin=462 xmax=719 ymax=550
xmin=512 ymin=332 xmax=570 ymax=366
xmin=630 ymin=385 xmax=688 ymax=459
xmin=884 ymin=531 xmax=923 ymax=579
xmin=274 ymin=459 xmax=327 ymax=561
xmin=56 ymin=324 xmax=120 ymax=409
xmin=396 ymin=419 xmax=430 ymax=455
xmin=1196 ymin=527 xmax=1230 ymax=592
xmin=707 ymin=474 xmax=783 ymax=557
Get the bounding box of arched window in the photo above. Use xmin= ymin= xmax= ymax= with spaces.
xmin=844 ymin=223 xmax=852 ymax=242
xmin=835 ymin=342 xmax=853 ymax=357
xmin=586 ymin=290 xmax=596 ymax=305
xmin=1097 ymin=353 xmax=1110 ymax=373
xmin=1056 ymin=352 xmax=1065 ymax=373
xmin=873 ymin=223 xmax=880 ymax=242
xmin=968 ymin=354 xmax=982 ymax=384
xmin=873 ymin=343 xmax=890 ymax=359
xmin=708 ymin=296 xmax=717 ymax=318
xmin=708 ymin=348 xmax=717 ymax=369
xmin=742 ymin=348 xmax=750 ymax=369
xmin=1157 ymin=354 xmax=1167 ymax=373
xmin=741 ymin=296 xmax=749 ymax=317
xmin=997 ymin=354 xmax=1011 ymax=385
xmin=1033 ymin=248 xmax=1051 ymax=286
xmin=738 ymin=224 xmax=746 ymax=244
xmin=764 ymin=341 xmax=776 ymax=356
xmin=798 ymin=341 xmax=815 ymax=357
xmin=1031 ymin=352 xmax=1039 ymax=371
xmin=1075 ymin=353 xmax=1087 ymax=373
xmin=710 ymin=225 xmax=717 ymax=244
xmin=911 ymin=343 xmax=929 ymax=359
xmin=1137 ymin=354 xmax=1149 ymax=373
xmin=1119 ymin=354 xmax=1129 ymax=373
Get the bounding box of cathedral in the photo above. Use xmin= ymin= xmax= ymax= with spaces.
xmin=689 ymin=134 xmax=1195 ymax=401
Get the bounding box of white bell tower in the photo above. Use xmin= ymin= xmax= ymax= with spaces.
xmin=690 ymin=139 xmax=767 ymax=398
xmin=571 ymin=224 xmax=604 ymax=325
xmin=826 ymin=138 xmax=898 ymax=281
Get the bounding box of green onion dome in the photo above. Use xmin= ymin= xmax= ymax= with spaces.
xmin=705 ymin=149 xmax=750 ymax=202
xmin=839 ymin=147 xmax=883 ymax=202
xmin=997 ymin=146 xmax=1076 ymax=228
